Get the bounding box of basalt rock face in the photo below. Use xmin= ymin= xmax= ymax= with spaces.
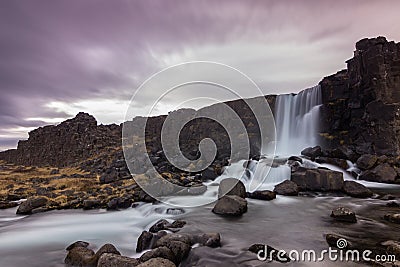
xmin=320 ymin=36 xmax=400 ymax=156
xmin=0 ymin=112 xmax=121 ymax=167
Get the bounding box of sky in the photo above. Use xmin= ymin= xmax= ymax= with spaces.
xmin=0 ymin=0 xmax=400 ymax=151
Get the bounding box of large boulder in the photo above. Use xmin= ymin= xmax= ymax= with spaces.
xmin=92 ymin=244 xmax=121 ymax=265
xmin=331 ymin=207 xmax=357 ymax=223
xmin=136 ymin=258 xmax=176 ymax=267
xmin=356 ymin=154 xmax=378 ymax=170
xmin=154 ymin=234 xmax=191 ymax=263
xmin=212 ymin=195 xmax=247 ymax=216
xmin=139 ymin=246 xmax=175 ymax=263
xmin=359 ymin=163 xmax=397 ymax=183
xmin=291 ymin=167 xmax=344 ymax=191
xmin=97 ymin=253 xmax=140 ymax=267
xmin=16 ymin=196 xmax=48 ymax=215
xmin=218 ymin=178 xmax=246 ymax=199
xmin=64 ymin=247 xmax=95 ymax=266
xmin=136 ymin=231 xmax=154 ymax=252
xmin=247 ymin=190 xmax=276 ymax=201
xmin=342 ymin=181 xmax=373 ymax=198
xmin=273 ymin=180 xmax=299 ymax=196
xmin=301 ymin=146 xmax=322 ymax=160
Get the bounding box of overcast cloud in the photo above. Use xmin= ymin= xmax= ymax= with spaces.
xmin=1 ymin=0 xmax=400 ymax=150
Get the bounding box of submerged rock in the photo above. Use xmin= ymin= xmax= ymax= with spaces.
xmin=331 ymin=207 xmax=357 ymax=223
xmin=218 ymin=178 xmax=246 ymax=199
xmin=212 ymin=195 xmax=248 ymax=216
xmin=384 ymin=214 xmax=400 ymax=224
xmin=326 ymin=234 xmax=352 ymax=249
xmin=342 ymin=181 xmax=373 ymax=198
xmin=273 ymin=180 xmax=299 ymax=196
xmin=248 ymin=243 xmax=290 ymax=263
xmin=247 ymin=190 xmax=276 ymax=200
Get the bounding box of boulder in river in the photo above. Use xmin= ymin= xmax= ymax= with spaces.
xmin=330 ymin=207 xmax=357 ymax=223
xmin=139 ymin=246 xmax=175 ymax=263
xmin=384 ymin=214 xmax=400 ymax=224
xmin=190 ymin=233 xmax=221 ymax=248
xmin=342 ymin=181 xmax=373 ymax=198
xmin=247 ymin=190 xmax=276 ymax=200
xmin=16 ymin=196 xmax=48 ymax=215
xmin=326 ymin=234 xmax=352 ymax=249
xmin=301 ymin=146 xmax=322 ymax=160
xmin=359 ymin=163 xmax=397 ymax=183
xmin=273 ymin=180 xmax=299 ymax=196
xmin=97 ymin=253 xmax=140 ymax=267
xmin=154 ymin=234 xmax=191 ymax=263
xmin=66 ymin=241 xmax=89 ymax=251
xmin=291 ymin=167 xmax=344 ymax=191
xmin=137 ymin=257 xmax=176 ymax=267
xmin=218 ymin=178 xmax=246 ymax=199
xmin=212 ymin=195 xmax=248 ymax=216
xmin=64 ymin=247 xmax=95 ymax=266
xmin=149 ymin=219 xmax=186 ymax=233
xmin=356 ymin=154 xmax=378 ymax=170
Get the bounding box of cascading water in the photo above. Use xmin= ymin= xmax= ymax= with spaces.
xmin=274 ymin=85 xmax=322 ymax=156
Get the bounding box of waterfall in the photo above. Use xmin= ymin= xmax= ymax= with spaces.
xmin=274 ymin=85 xmax=322 ymax=156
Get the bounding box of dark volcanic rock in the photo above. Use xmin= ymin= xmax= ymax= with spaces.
xmin=189 ymin=233 xmax=221 ymax=248
xmin=16 ymin=196 xmax=48 ymax=215
xmin=331 ymin=207 xmax=357 ymax=223
xmin=212 ymin=195 xmax=247 ymax=216
xmin=384 ymin=214 xmax=400 ymax=224
xmin=356 ymin=154 xmax=378 ymax=170
xmin=136 ymin=258 xmax=176 ymax=267
xmin=359 ymin=163 xmax=397 ymax=183
xmin=83 ymin=199 xmax=101 ymax=210
xmin=149 ymin=219 xmax=186 ymax=233
xmin=273 ymin=180 xmax=299 ymax=196
xmin=139 ymin=246 xmax=175 ymax=263
xmin=92 ymin=244 xmax=121 ymax=265
xmin=291 ymin=167 xmax=344 ymax=191
xmin=247 ymin=190 xmax=276 ymax=201
xmin=342 ymin=181 xmax=373 ymax=198
xmin=136 ymin=231 xmax=154 ymax=252
xmin=64 ymin=247 xmax=95 ymax=266
xmin=301 ymin=146 xmax=322 ymax=160
xmin=0 ymin=201 xmax=18 ymax=209
xmin=218 ymin=178 xmax=246 ymax=199
xmin=98 ymin=253 xmax=140 ymax=267
xmin=66 ymin=241 xmax=90 ymax=251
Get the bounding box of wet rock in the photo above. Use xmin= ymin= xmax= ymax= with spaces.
xmin=136 ymin=258 xmax=176 ymax=267
xmin=16 ymin=196 xmax=48 ymax=215
xmin=136 ymin=231 xmax=154 ymax=252
xmin=64 ymin=247 xmax=95 ymax=266
xmin=247 ymin=190 xmax=276 ymax=201
xmin=326 ymin=234 xmax=352 ymax=249
xmin=149 ymin=219 xmax=186 ymax=233
xmin=381 ymin=194 xmax=396 ymax=200
xmin=326 ymin=146 xmax=359 ymax=162
xmin=83 ymin=199 xmax=101 ymax=210
xmin=301 ymin=146 xmax=322 ymax=160
xmin=331 ymin=207 xmax=357 ymax=223
xmin=66 ymin=241 xmax=90 ymax=251
xmin=273 ymin=180 xmax=299 ymax=196
xmin=97 ymin=253 xmax=140 ymax=267
xmin=212 ymin=195 xmax=247 ymax=216
xmin=387 ymin=201 xmax=400 ymax=208
xmin=359 ymin=163 xmax=397 ymax=183
xmin=201 ymin=167 xmax=218 ymax=181
xmin=154 ymin=234 xmax=191 ymax=263
xmin=107 ymin=197 xmax=132 ymax=210
xmin=291 ymin=167 xmax=344 ymax=191
xmin=356 ymin=154 xmax=378 ymax=170
xmin=384 ymin=214 xmax=400 ymax=224
xmin=288 ymin=156 xmax=303 ymax=163
xmin=7 ymin=193 xmax=22 ymax=201
xmin=166 ymin=208 xmax=184 ymax=215
xmin=92 ymin=244 xmax=121 ymax=265
xmin=190 ymin=233 xmax=221 ymax=248
xmin=139 ymin=246 xmax=175 ymax=263
xmin=381 ymin=240 xmax=400 ymax=258
xmin=218 ymin=178 xmax=246 ymax=199
xmin=316 ymin=157 xmax=349 ymax=169
xmin=342 ymin=181 xmax=373 ymax=198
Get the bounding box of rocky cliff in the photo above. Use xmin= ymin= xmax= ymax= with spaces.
xmin=1 ymin=36 xmax=400 ymax=169
xmin=320 ymin=36 xmax=400 ymax=156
